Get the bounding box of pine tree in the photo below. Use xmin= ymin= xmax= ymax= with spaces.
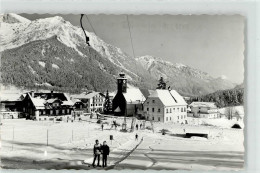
xmin=156 ymin=77 xmax=166 ymax=89
xmin=103 ymin=90 xmax=112 ymax=114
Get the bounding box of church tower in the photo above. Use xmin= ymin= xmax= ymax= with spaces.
xmin=112 ymin=73 xmax=127 ymax=116
xmin=117 ymin=72 xmax=127 ymax=93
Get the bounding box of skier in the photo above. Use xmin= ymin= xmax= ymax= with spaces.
xmin=101 ymin=123 xmax=104 ymax=131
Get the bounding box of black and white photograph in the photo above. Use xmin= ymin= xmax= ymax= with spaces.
xmin=0 ymin=13 xmax=245 ymax=170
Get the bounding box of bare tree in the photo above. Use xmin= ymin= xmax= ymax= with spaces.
xmin=225 ymin=107 xmax=235 ymax=120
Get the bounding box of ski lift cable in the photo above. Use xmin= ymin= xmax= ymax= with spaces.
xmin=126 ymin=15 xmax=136 ymax=59
xmin=80 ymin=14 xmax=90 ymax=46
xmin=85 ymin=15 xmax=97 ymax=36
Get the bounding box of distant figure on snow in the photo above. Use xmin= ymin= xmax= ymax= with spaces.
xmin=140 ymin=124 xmax=142 ymax=130
xmin=101 ymin=123 xmax=104 ymax=131
xmin=136 ymin=124 xmax=138 ymax=130
xmin=135 ymin=133 xmax=138 ymax=141
xmin=101 ymin=141 xmax=110 ymax=167
xmin=92 ymin=140 xmax=101 ymax=167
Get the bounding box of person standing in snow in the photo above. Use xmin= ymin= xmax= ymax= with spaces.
xmin=135 ymin=133 xmax=138 ymax=141
xmin=92 ymin=140 xmax=101 ymax=167
xmin=101 ymin=123 xmax=104 ymax=131
xmin=101 ymin=141 xmax=110 ymax=167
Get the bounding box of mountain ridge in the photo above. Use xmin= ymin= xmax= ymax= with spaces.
xmin=0 ymin=14 xmax=236 ymax=96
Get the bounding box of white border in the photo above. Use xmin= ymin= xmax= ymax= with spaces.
xmin=0 ymin=0 xmax=259 ymax=173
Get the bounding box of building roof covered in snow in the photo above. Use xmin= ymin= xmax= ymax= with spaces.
xmin=0 ymin=93 xmax=22 ymax=102
xmin=26 ymin=92 xmax=73 ymax=110
xmin=189 ymin=102 xmax=217 ymax=108
xmin=139 ymin=88 xmax=151 ymax=99
xmin=123 ymin=88 xmax=146 ymax=103
xmin=71 ymin=92 xmax=103 ymax=99
xmin=85 ymin=92 xmax=104 ymax=99
xmin=28 ymin=94 xmax=46 ymax=110
xmin=147 ymin=89 xmax=187 ymax=106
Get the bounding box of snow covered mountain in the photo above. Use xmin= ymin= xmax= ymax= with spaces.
xmin=136 ymin=55 xmax=236 ymax=96
xmin=0 ymin=14 xmax=235 ymax=96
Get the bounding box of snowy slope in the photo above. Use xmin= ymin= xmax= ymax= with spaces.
xmin=1 ymin=14 xmax=236 ymax=95
xmin=136 ymin=55 xmax=236 ymax=96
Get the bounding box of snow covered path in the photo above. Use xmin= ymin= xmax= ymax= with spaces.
xmin=1 ymin=119 xmax=244 ymax=170
xmin=1 ymin=119 xmax=144 ymax=169
xmin=116 ymin=131 xmax=244 ymax=170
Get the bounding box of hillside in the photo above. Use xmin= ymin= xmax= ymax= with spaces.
xmin=136 ymin=56 xmax=236 ymax=96
xmin=189 ymin=87 xmax=244 ymax=108
xmin=0 ymin=14 xmax=236 ymax=95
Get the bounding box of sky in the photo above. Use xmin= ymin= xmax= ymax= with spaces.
xmin=21 ymin=14 xmax=245 ymax=84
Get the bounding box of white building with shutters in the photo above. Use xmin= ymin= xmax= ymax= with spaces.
xmin=143 ymin=89 xmax=188 ymax=124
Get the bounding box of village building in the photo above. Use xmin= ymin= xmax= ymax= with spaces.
xmin=0 ymin=93 xmax=24 ymax=119
xmin=21 ymin=91 xmax=74 ymax=121
xmin=71 ymin=98 xmax=85 ymax=118
xmin=143 ymin=89 xmax=188 ymax=124
xmin=71 ymin=91 xmax=105 ymax=113
xmin=112 ymin=73 xmax=146 ymax=117
xmin=189 ymin=102 xmax=220 ymax=118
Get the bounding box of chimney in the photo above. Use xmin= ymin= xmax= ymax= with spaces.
xmin=50 ymin=90 xmax=54 ymax=98
xmin=30 ymin=91 xmax=35 ymax=97
xmin=117 ymin=72 xmax=127 ymax=93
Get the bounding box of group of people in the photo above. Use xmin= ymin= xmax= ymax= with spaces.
xmin=92 ymin=140 xmax=110 ymax=168
xmin=135 ymin=123 xmax=143 ymax=130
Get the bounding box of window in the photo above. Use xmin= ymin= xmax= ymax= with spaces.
xmin=170 ymin=117 xmax=171 ymax=120
xmin=181 ymin=108 xmax=183 ymax=112
xmin=166 ymin=117 xmax=168 ymax=121
xmin=184 ymin=107 xmax=186 ymax=112
xmin=158 ymin=117 xmax=160 ymax=121
xmin=173 ymin=108 xmax=175 ymax=111
xmin=178 ymin=116 xmax=179 ymax=119
xmin=152 ymin=108 xmax=154 ymax=112
xmin=170 ymin=108 xmax=172 ymax=113
xmin=147 ymin=108 xmax=149 ymax=111
xmin=152 ymin=100 xmax=155 ymax=103
xmin=166 ymin=109 xmax=168 ymax=113
xmin=158 ymin=108 xmax=160 ymax=112
xmin=152 ymin=117 xmax=154 ymax=120
xmin=177 ymin=108 xmax=179 ymax=112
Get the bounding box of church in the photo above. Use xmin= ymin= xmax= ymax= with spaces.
xmin=112 ymin=73 xmax=146 ymax=117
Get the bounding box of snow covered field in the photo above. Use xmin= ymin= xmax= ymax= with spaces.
xmin=0 ymin=116 xmax=244 ymax=170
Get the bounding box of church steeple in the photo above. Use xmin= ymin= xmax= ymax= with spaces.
xmin=117 ymin=72 xmax=127 ymax=93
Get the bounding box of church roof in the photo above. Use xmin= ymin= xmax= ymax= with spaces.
xmin=123 ymin=88 xmax=146 ymax=103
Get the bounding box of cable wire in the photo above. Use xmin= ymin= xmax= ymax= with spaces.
xmin=85 ymin=15 xmax=97 ymax=36
xmin=80 ymin=14 xmax=90 ymax=46
xmin=126 ymin=15 xmax=136 ymax=59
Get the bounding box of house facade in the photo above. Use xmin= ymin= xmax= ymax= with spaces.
xmin=71 ymin=91 xmax=105 ymax=113
xmin=22 ymin=91 xmax=74 ymax=121
xmin=189 ymin=102 xmax=220 ymax=118
xmin=143 ymin=89 xmax=188 ymax=124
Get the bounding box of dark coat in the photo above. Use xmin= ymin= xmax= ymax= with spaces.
xmin=101 ymin=145 xmax=110 ymax=156
xmin=93 ymin=144 xmax=101 ymax=155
